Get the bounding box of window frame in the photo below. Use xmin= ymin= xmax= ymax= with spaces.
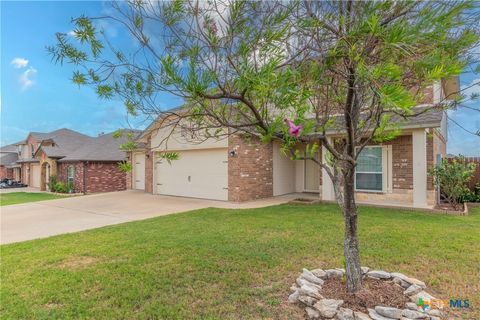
xmin=67 ymin=165 xmax=75 ymax=184
xmin=354 ymin=146 xmax=384 ymax=193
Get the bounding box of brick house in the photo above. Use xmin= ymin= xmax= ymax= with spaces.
xmin=5 ymin=128 xmax=130 ymax=193
xmin=127 ymin=81 xmax=456 ymax=209
xmin=0 ymin=143 xmax=19 ymax=180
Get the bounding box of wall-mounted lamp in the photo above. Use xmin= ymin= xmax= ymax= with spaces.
xmin=229 ymin=150 xmax=237 ymax=157
xmin=146 ymin=154 xmax=150 ymax=159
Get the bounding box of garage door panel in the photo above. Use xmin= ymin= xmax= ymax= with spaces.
xmin=155 ymin=149 xmax=228 ymax=200
xmin=133 ymin=153 xmax=145 ymax=190
xmin=30 ymin=164 xmax=41 ymax=188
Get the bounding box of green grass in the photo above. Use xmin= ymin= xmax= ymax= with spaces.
xmin=1 ymin=204 xmax=479 ymax=319
xmin=0 ymin=192 xmax=67 ymax=206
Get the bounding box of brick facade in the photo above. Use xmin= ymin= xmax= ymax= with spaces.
xmin=228 ymin=135 xmax=273 ymax=202
xmin=390 ymin=135 xmax=413 ymax=190
xmin=58 ymin=161 xmax=126 ymax=193
xmin=0 ymin=166 xmax=13 ymax=179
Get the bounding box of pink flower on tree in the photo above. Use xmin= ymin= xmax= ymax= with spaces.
xmin=284 ymin=118 xmax=303 ymax=137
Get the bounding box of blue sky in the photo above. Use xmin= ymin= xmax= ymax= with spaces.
xmin=1 ymin=1 xmax=479 ymax=155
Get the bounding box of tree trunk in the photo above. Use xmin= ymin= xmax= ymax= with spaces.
xmin=342 ymin=166 xmax=362 ymax=293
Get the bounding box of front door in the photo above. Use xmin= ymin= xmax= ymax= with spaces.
xmin=304 ymin=153 xmax=320 ymax=191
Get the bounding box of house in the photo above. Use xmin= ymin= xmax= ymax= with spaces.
xmin=127 ymin=81 xmax=456 ymax=209
xmin=7 ymin=128 xmax=130 ymax=193
xmin=0 ymin=143 xmax=20 ymax=180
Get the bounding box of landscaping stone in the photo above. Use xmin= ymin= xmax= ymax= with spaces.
xmin=297 ymin=277 xmax=322 ymax=290
xmin=314 ymin=299 xmax=344 ymax=318
xmin=426 ymin=309 xmax=442 ymax=317
xmin=299 ymin=295 xmax=318 ymax=307
xmin=288 ymin=290 xmax=299 ymax=303
xmin=393 ymin=277 xmax=411 ymax=289
xmin=409 ymin=291 xmax=435 ymax=303
xmin=289 ymin=267 xmax=432 ymax=320
xmin=367 ymin=270 xmax=392 ymax=279
xmin=336 ymin=307 xmax=355 ymax=320
xmin=407 ymin=278 xmax=426 ymax=289
xmin=299 ymin=283 xmax=323 ymax=299
xmin=375 ymin=306 xmax=403 ymax=319
xmin=390 ymin=273 xmax=410 ymax=283
xmin=404 ymin=302 xmax=419 ymax=311
xmin=306 ymin=306 xmax=321 ymax=320
xmin=368 ymin=308 xmax=397 ymax=320
xmin=354 ymin=311 xmax=372 ymax=320
xmin=401 ymin=309 xmax=428 ymax=319
xmin=312 ymin=268 xmax=327 ymax=279
xmin=404 ymin=284 xmax=422 ymax=296
xmin=325 ymin=269 xmax=344 ymax=279
xmin=302 ymin=268 xmax=325 ymax=286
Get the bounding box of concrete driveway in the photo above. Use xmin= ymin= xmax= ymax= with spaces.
xmin=1 ymin=190 xmax=302 ymax=244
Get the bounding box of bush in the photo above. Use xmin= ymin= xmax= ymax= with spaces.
xmin=66 ymin=181 xmax=75 ymax=193
xmin=461 ymin=183 xmax=480 ymax=203
xmin=429 ymin=156 xmax=477 ymax=210
xmin=54 ymin=182 xmax=68 ymax=193
xmin=48 ymin=175 xmax=58 ymax=192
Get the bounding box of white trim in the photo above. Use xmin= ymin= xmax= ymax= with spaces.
xmin=321 ymin=139 xmax=335 ymax=201
xmin=354 ymin=145 xmax=392 ymax=193
xmin=412 ymin=129 xmax=428 ymax=207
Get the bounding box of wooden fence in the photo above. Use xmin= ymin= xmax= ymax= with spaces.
xmin=464 ymin=157 xmax=480 ymax=191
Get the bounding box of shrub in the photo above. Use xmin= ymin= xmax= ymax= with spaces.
xmin=118 ymin=161 xmax=132 ymax=173
xmin=429 ymin=156 xmax=477 ymax=210
xmin=461 ymin=183 xmax=480 ymax=203
xmin=54 ymin=182 xmax=68 ymax=193
xmin=48 ymin=175 xmax=58 ymax=192
xmin=66 ymin=181 xmax=75 ymax=193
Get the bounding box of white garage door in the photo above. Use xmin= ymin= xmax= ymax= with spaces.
xmin=133 ymin=153 xmax=145 ymax=190
xmin=155 ymin=149 xmax=228 ymax=201
xmin=30 ymin=164 xmax=41 ymax=188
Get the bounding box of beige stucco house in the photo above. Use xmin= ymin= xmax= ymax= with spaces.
xmin=128 ymin=81 xmax=456 ymax=209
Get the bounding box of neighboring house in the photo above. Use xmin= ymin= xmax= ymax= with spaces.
xmin=0 ymin=143 xmax=20 ymax=180
xmin=4 ymin=128 xmax=131 ymax=193
xmin=128 ymin=80 xmax=457 ymax=209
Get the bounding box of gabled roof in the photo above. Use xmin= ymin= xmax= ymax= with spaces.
xmin=323 ymin=105 xmax=445 ymax=135
xmin=36 ymin=129 xmax=93 ymax=158
xmin=0 ymin=142 xmax=19 ymax=153
xmin=58 ymin=130 xmax=140 ymax=162
xmin=0 ymin=152 xmax=18 ymax=166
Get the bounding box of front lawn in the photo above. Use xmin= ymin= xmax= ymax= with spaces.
xmin=0 ymin=192 xmax=66 ymax=206
xmin=1 ymin=204 xmax=479 ymax=319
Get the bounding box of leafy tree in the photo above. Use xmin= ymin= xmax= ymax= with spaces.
xmin=49 ymin=0 xmax=479 ymax=292
xmin=429 ymin=156 xmax=477 ymax=210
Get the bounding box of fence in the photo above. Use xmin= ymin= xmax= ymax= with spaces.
xmin=464 ymin=157 xmax=480 ymax=191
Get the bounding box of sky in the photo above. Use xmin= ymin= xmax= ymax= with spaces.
xmin=1 ymin=1 xmax=479 ymax=155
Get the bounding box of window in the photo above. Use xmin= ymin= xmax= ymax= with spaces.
xmin=355 ymin=146 xmax=383 ymax=191
xmin=67 ymin=165 xmax=75 ymax=184
xmin=31 ymin=144 xmax=35 ymax=158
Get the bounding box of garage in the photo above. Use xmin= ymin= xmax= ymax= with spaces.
xmin=133 ymin=152 xmax=145 ymax=190
xmin=154 ymin=149 xmax=228 ymax=201
xmin=30 ymin=164 xmax=41 ymax=188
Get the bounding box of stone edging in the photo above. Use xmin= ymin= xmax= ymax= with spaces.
xmin=288 ymin=267 xmax=444 ymax=320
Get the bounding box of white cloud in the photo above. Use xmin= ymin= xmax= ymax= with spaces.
xmin=67 ymin=30 xmax=77 ymax=37
xmin=11 ymin=57 xmax=29 ymax=68
xmin=19 ymin=67 xmax=37 ymax=90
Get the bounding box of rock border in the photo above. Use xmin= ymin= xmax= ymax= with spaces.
xmin=288 ymin=267 xmax=443 ymax=320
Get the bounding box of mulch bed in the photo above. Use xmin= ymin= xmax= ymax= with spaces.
xmin=320 ymin=278 xmax=409 ymax=314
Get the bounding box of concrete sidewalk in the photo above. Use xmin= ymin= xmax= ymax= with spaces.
xmin=1 ymin=190 xmax=306 ymax=244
